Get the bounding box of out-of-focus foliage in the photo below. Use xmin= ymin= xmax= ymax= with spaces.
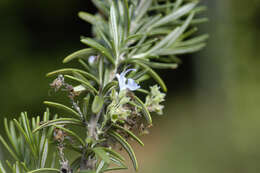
xmin=0 ymin=109 xmax=59 ymax=173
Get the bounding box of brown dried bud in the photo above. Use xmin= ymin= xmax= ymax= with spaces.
xmin=50 ymin=75 xmax=64 ymax=92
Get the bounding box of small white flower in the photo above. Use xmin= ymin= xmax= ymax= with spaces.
xmin=88 ymin=55 xmax=96 ymax=65
xmin=116 ymin=69 xmax=140 ymax=91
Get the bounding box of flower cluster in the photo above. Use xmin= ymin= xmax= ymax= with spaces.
xmin=107 ymin=89 xmax=132 ymax=123
xmin=145 ymin=85 xmax=166 ymax=115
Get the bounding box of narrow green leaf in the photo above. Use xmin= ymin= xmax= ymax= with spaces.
xmin=46 ymin=68 xmax=99 ymax=84
xmin=178 ymin=34 xmax=209 ymax=47
xmin=53 ymin=125 xmax=85 ymax=146
xmin=64 ymin=75 xmax=98 ymax=94
xmin=148 ymin=3 xmax=175 ymax=11
xmin=147 ymin=28 xmax=172 ymax=36
xmin=110 ymin=1 xmax=119 ymax=53
xmin=18 ymin=135 xmax=25 ymax=161
xmin=78 ymin=12 xmax=97 ymax=25
xmin=102 ymin=81 xmax=118 ymax=95
xmin=83 ymin=94 xmax=91 ymax=119
xmin=81 ymin=38 xmax=115 ymax=66
xmin=15 ymin=162 xmax=20 ymax=173
xmin=20 ymin=162 xmax=29 ymax=172
xmin=103 ymin=67 xmax=113 ymax=86
xmin=63 ymin=48 xmax=96 ymax=63
xmin=179 ymin=27 xmax=198 ymax=40
xmin=135 ymin=0 xmax=152 ymax=22
xmin=92 ymin=95 xmax=104 ymax=114
xmin=140 ymin=61 xmax=178 ymax=69
xmin=40 ymin=139 xmax=48 ymax=168
xmin=173 ymin=0 xmax=183 ymax=11
xmin=123 ymin=0 xmax=130 ymax=37
xmin=73 ymin=71 xmax=89 ymax=84
xmin=108 ymin=131 xmax=138 ymax=171
xmin=98 ymin=57 xmax=104 ymax=85
xmin=47 ymin=114 xmax=57 ymax=138
xmin=125 ymin=34 xmax=143 ymax=43
xmin=44 ymin=101 xmax=80 ymax=118
xmin=5 ymin=161 xmax=12 ymax=172
xmin=96 ymin=160 xmax=106 ymax=173
xmin=93 ymin=148 xmax=111 ymax=164
xmin=13 ymin=119 xmax=38 ymax=158
xmin=50 ymin=152 xmax=57 ymax=168
xmin=190 ymin=17 xmax=209 ymax=24
xmin=4 ymin=119 xmax=19 ymax=157
xmin=99 ymin=147 xmax=125 ymax=162
xmin=136 ymin=74 xmax=150 ymax=83
xmin=124 ymin=38 xmax=158 ymax=52
xmin=104 ymin=166 xmax=128 ymax=172
xmin=96 ymin=27 xmax=112 ymax=49
xmin=78 ymin=59 xmax=91 ymax=71
xmin=0 ymin=161 xmax=7 ymax=173
xmin=159 ymin=56 xmax=182 ymax=64
xmin=191 ymin=6 xmax=207 ymax=14
xmin=32 ymin=117 xmax=39 ymax=145
xmin=148 ymin=12 xmax=194 ymax=55
xmin=27 ymin=168 xmax=60 ymax=173
xmin=71 ymin=156 xmax=81 ymax=172
xmin=133 ymin=62 xmax=167 ymax=92
xmin=136 ymin=88 xmax=149 ymax=94
xmin=91 ymin=0 xmax=109 ymax=16
xmin=112 ymin=124 xmax=144 ymax=146
xmin=152 ymin=2 xmax=197 ymax=27
xmin=39 ymin=132 xmax=46 ymax=165
xmin=109 ymin=156 xmax=127 ymax=168
xmin=79 ymin=170 xmax=96 ymax=173
xmin=133 ymin=96 xmax=153 ymax=125
xmin=0 ymin=135 xmax=19 ymax=161
xmin=21 ymin=113 xmax=35 ymax=151
xmin=33 ymin=118 xmax=84 ymax=133
xmin=131 ymin=69 xmax=148 ymax=80
xmin=165 ymin=12 xmax=195 ymax=47
xmin=140 ymin=14 xmax=162 ymax=33
xmin=148 ymin=27 xmax=180 ymax=53
xmin=158 ymin=43 xmax=206 ymax=55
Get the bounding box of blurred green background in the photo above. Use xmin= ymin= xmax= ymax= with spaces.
xmin=1 ymin=0 xmax=260 ymax=172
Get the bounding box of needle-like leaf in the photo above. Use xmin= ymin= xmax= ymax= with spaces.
xmin=43 ymin=101 xmax=81 ymax=118
xmin=108 ymin=131 xmax=138 ymax=171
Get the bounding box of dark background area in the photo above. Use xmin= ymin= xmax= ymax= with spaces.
xmin=1 ymin=0 xmax=260 ymax=173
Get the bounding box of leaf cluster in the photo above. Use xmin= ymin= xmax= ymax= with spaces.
xmin=0 ymin=109 xmax=59 ymax=173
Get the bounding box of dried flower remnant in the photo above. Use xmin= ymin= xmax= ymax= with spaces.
xmin=50 ymin=74 xmax=64 ymax=92
xmin=53 ymin=127 xmax=73 ymax=173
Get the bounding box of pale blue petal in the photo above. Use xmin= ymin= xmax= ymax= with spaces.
xmin=116 ymin=74 xmax=127 ymax=91
xmin=127 ymin=78 xmax=140 ymax=91
xmin=88 ymin=55 xmax=96 ymax=64
xmin=116 ymin=68 xmax=139 ymax=91
xmin=122 ymin=68 xmax=136 ymax=77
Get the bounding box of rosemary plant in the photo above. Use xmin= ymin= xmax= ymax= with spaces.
xmin=0 ymin=0 xmax=208 ymax=173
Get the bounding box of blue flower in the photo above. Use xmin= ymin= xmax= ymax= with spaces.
xmin=88 ymin=55 xmax=96 ymax=65
xmin=116 ymin=69 xmax=140 ymax=91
